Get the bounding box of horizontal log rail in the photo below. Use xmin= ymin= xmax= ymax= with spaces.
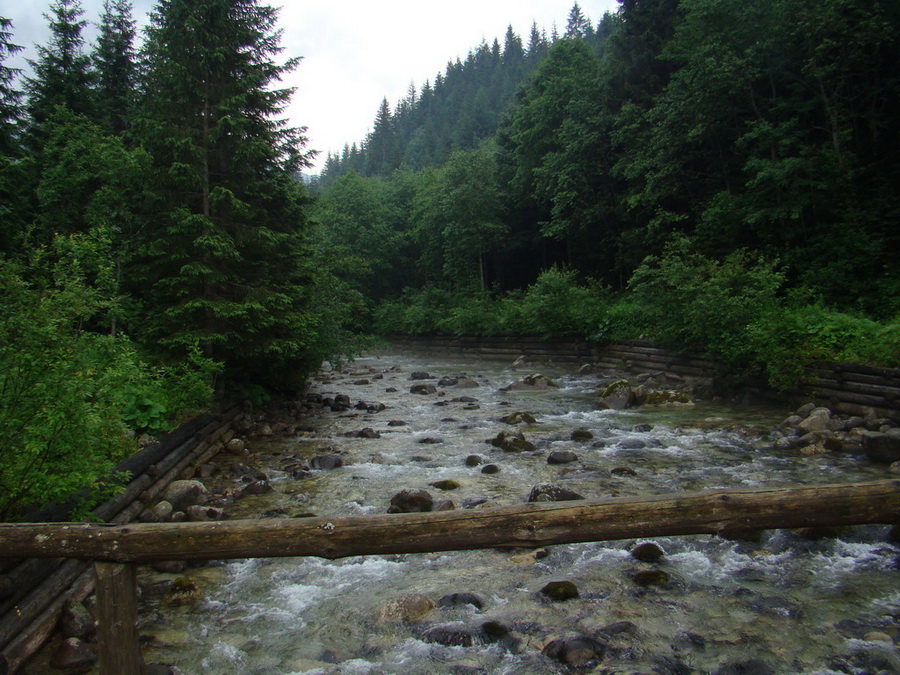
xmin=2 ymin=481 xmax=898 ymax=563
xmin=2 ymin=480 xmax=898 ymax=675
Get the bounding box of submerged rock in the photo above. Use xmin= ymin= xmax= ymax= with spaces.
xmin=542 ymin=636 xmax=607 ymax=668
xmin=378 ymin=593 xmax=435 ymax=623
xmin=570 ymin=429 xmax=594 ymax=442
xmin=630 ymin=569 xmax=670 ymax=587
xmin=438 ymin=592 xmax=484 ymax=610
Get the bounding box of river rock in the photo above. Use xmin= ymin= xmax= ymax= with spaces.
xmin=310 ymin=454 xmax=344 ymax=470
xmin=186 ymin=505 xmax=227 ymax=521
xmin=799 ymin=407 xmax=833 ymax=433
xmin=410 ymin=371 xmax=433 ymax=380
xmin=630 ymin=541 xmax=665 ymax=562
xmin=631 ymin=569 xmax=670 ymax=586
xmin=438 ymin=592 xmax=484 ymax=610
xmin=862 ymin=429 xmax=900 ymax=463
xmin=438 ymin=376 xmax=458 ymax=386
xmin=465 ymin=454 xmax=483 ymax=466
xmin=236 ymin=480 xmax=273 ymax=497
xmin=714 ymin=659 xmax=775 ymax=675
xmin=570 ymin=429 xmax=594 ymax=442
xmin=410 ymin=383 xmax=437 ymax=395
xmin=164 ymin=577 xmax=201 ymax=605
xmin=481 ymin=464 xmax=501 ymax=474
xmin=50 ymin=637 xmax=98 ymax=671
xmin=431 ymin=480 xmax=461 ymax=490
xmin=501 ymin=411 xmax=537 ymax=425
xmin=455 ymin=378 xmax=480 ymax=388
xmin=547 ymin=451 xmax=578 ymax=464
xmin=388 ymin=420 xmax=408 ymax=427
xmin=145 ymin=665 xmax=184 ymax=675
xmin=528 ymin=484 xmax=585 ymax=502
xmin=491 ymin=430 xmax=536 ymax=453
xmin=539 ymin=581 xmax=579 ymax=601
xmin=542 ymin=636 xmax=607 ymax=668
xmin=598 ymin=379 xmax=637 ymax=410
xmin=141 ymin=500 xmax=174 ymax=523
xmin=162 ymin=480 xmax=208 ymax=512
xmin=389 ymin=489 xmax=434 ymax=513
xmin=421 ymin=623 xmax=475 ymax=647
xmin=378 ymin=593 xmax=435 ymax=623
xmin=225 ymin=437 xmax=248 ymax=455
xmin=501 ymin=374 xmax=558 ymax=391
xmin=60 ymin=599 xmax=95 ymax=640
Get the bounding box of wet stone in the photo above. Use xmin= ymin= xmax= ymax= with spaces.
xmin=481 ymin=464 xmax=501 ymax=474
xmin=50 ymin=637 xmax=98 ymax=671
xmin=421 ymin=623 xmax=475 ymax=647
xmin=409 ymin=371 xmax=433 ymax=380
xmin=570 ymin=429 xmax=594 ymax=442
xmin=465 ymin=454 xmax=483 ymax=466
xmin=527 ymin=484 xmax=585 ymax=502
xmin=431 ymin=480 xmax=461 ymax=491
xmin=547 ymin=451 xmax=578 ymax=465
xmin=310 ymin=454 xmax=344 ymax=470
xmin=438 ymin=592 xmax=484 ymax=610
xmin=389 ymin=489 xmax=434 ymax=513
xmin=542 ymin=636 xmax=607 ymax=668
xmin=410 ymin=383 xmax=437 ymax=395
xmin=387 ymin=420 xmax=407 ymax=426
xmin=539 ymin=580 xmax=580 ymax=601
xmin=631 ymin=569 xmax=670 ymax=587
xmin=630 ymin=541 xmax=665 ymax=562
xmin=714 ymin=659 xmax=776 ymax=675
xmin=60 ymin=599 xmax=95 ymax=640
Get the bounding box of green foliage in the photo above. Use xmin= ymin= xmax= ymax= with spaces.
xmin=507 ymin=267 xmax=608 ymax=338
xmin=0 ymin=238 xmax=136 ymax=520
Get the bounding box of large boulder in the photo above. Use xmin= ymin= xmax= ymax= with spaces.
xmin=862 ymin=429 xmax=900 ymax=464
xmin=597 ymin=379 xmax=637 ymax=410
xmin=161 ymin=480 xmax=208 ymax=512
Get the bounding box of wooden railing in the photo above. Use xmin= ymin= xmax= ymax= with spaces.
xmin=1 ymin=480 xmax=898 ymax=674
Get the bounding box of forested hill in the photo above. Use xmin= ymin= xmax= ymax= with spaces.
xmin=313 ymin=0 xmax=899 ymax=384
xmin=317 ymin=5 xmax=611 ymax=185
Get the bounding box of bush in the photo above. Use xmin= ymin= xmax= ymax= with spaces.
xmin=0 ymin=235 xmax=215 ymax=520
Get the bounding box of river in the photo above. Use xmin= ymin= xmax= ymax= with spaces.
xmin=136 ymin=351 xmax=899 ymax=674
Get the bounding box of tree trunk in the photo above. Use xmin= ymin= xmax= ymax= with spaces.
xmin=1 ymin=481 xmax=897 ymax=563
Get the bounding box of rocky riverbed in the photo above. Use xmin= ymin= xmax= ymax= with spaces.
xmin=36 ymin=352 xmax=900 ymax=674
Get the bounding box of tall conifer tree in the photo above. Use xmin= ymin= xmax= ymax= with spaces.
xmin=24 ymin=0 xmax=95 ymax=147
xmin=93 ymin=0 xmax=137 ymax=136
xmin=134 ymin=0 xmax=320 ymax=388
xmin=0 ymin=17 xmax=23 ymax=155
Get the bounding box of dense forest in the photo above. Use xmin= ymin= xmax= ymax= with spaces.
xmin=313 ymin=0 xmax=899 ymax=381
xmin=0 ymin=0 xmax=898 ymax=519
xmin=0 ymin=0 xmax=362 ymax=519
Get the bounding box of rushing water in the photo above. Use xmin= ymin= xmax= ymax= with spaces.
xmin=137 ymin=352 xmax=899 ymax=674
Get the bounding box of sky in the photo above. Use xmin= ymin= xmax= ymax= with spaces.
xmin=4 ymin=0 xmax=621 ymax=172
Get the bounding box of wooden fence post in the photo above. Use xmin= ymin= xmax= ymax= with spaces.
xmin=92 ymin=562 xmax=143 ymax=675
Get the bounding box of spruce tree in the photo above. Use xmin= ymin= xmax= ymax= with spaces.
xmin=24 ymin=0 xmax=95 ymax=147
xmin=0 ymin=17 xmax=23 ymax=156
xmin=565 ymin=2 xmax=591 ymax=38
xmin=93 ymin=0 xmax=137 ymax=136
xmin=134 ymin=0 xmax=320 ymax=389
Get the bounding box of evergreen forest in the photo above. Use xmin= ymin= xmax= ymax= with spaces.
xmin=0 ymin=0 xmax=898 ymax=519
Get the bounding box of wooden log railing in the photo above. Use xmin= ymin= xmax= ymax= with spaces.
xmin=1 ymin=480 xmax=898 ymax=675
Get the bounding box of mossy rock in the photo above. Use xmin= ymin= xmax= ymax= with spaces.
xmin=631 ymin=569 xmax=670 ymax=587
xmin=600 ymin=379 xmax=631 ymax=398
xmin=642 ymin=389 xmax=692 ymax=405
xmin=570 ymin=429 xmax=594 ymax=442
xmin=431 ymin=480 xmax=461 ymax=491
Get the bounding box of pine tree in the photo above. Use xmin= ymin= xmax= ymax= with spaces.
xmin=134 ymin=0 xmax=320 ymax=388
xmin=24 ymin=0 xmax=95 ymax=147
xmin=93 ymin=0 xmax=137 ymax=136
xmin=364 ymin=97 xmax=398 ymax=175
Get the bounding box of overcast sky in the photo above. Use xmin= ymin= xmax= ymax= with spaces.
xmin=4 ymin=0 xmax=620 ymax=171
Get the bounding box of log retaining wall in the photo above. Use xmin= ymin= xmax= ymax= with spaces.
xmin=384 ymin=335 xmax=900 ymax=420
xmin=0 ymin=402 xmax=249 ymax=674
